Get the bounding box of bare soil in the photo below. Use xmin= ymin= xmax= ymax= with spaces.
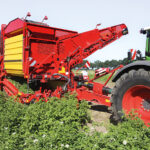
xmin=87 ymin=82 xmax=115 ymax=133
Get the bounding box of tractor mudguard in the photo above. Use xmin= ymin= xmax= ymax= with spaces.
xmin=112 ymin=61 xmax=150 ymax=82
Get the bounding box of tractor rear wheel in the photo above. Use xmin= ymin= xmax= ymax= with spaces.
xmin=111 ymin=69 xmax=150 ymax=126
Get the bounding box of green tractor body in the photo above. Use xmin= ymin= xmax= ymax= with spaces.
xmin=111 ymin=26 xmax=150 ymax=126
xmin=146 ymin=36 xmax=150 ymax=60
xmin=141 ymin=27 xmax=150 ymax=60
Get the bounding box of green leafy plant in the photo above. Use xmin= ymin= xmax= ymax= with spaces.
xmin=0 ymin=92 xmax=150 ymax=150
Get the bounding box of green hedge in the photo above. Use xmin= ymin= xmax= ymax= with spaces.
xmin=0 ymin=93 xmax=150 ymax=150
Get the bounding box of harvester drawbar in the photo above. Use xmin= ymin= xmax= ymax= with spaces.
xmin=2 ymin=14 xmax=149 ymax=126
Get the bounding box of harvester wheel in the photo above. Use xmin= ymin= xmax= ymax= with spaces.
xmin=111 ymin=69 xmax=150 ymax=126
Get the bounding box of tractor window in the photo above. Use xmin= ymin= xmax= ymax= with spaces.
xmin=147 ymin=31 xmax=150 ymax=46
xmin=146 ymin=31 xmax=150 ymax=58
xmin=149 ymin=38 xmax=150 ymax=52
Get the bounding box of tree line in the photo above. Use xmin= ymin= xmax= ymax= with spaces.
xmin=76 ymin=58 xmax=128 ymax=69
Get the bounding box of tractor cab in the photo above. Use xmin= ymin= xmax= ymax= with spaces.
xmin=140 ymin=26 xmax=150 ymax=60
xmin=128 ymin=26 xmax=150 ymax=62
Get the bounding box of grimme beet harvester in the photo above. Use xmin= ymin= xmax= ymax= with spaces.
xmin=1 ymin=14 xmax=149 ymax=126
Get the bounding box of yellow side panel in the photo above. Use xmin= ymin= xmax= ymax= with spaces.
xmin=5 ymin=34 xmax=23 ymax=45
xmin=5 ymin=47 xmax=22 ymax=55
xmin=4 ymin=34 xmax=24 ymax=76
xmin=4 ymin=62 xmax=23 ymax=70
xmin=5 ymin=54 xmax=22 ymax=61
xmin=6 ymin=70 xmax=24 ymax=77
xmin=5 ymin=41 xmax=23 ymax=50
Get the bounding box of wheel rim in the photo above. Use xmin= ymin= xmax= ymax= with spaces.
xmin=122 ymin=85 xmax=150 ymax=126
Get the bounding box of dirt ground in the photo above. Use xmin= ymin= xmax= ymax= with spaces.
xmin=87 ymin=82 xmax=115 ymax=133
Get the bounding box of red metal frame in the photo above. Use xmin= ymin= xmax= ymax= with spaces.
xmin=0 ymin=17 xmax=127 ymax=106
xmin=74 ymin=65 xmax=124 ymax=107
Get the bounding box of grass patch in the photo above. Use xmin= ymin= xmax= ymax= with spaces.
xmin=73 ymin=69 xmax=114 ymax=83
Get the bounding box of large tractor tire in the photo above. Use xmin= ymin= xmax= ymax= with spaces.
xmin=111 ymin=69 xmax=150 ymax=126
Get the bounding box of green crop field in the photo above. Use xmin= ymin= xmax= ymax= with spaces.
xmin=0 ymin=92 xmax=150 ymax=149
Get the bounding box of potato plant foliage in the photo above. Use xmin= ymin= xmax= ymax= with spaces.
xmin=0 ymin=92 xmax=150 ymax=150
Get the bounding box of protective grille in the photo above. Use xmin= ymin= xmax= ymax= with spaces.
xmin=37 ymin=43 xmax=55 ymax=55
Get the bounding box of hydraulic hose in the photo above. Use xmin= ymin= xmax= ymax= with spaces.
xmin=51 ymin=73 xmax=70 ymax=92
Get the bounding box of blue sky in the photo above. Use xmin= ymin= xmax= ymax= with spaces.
xmin=0 ymin=0 xmax=149 ymax=62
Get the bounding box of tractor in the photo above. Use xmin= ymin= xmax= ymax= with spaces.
xmin=111 ymin=26 xmax=150 ymax=126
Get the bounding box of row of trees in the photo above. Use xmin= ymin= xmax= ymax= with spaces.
xmin=76 ymin=58 xmax=128 ymax=69
xmin=90 ymin=58 xmax=128 ymax=69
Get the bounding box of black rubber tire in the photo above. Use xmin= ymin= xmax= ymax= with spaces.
xmin=110 ymin=69 xmax=150 ymax=121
